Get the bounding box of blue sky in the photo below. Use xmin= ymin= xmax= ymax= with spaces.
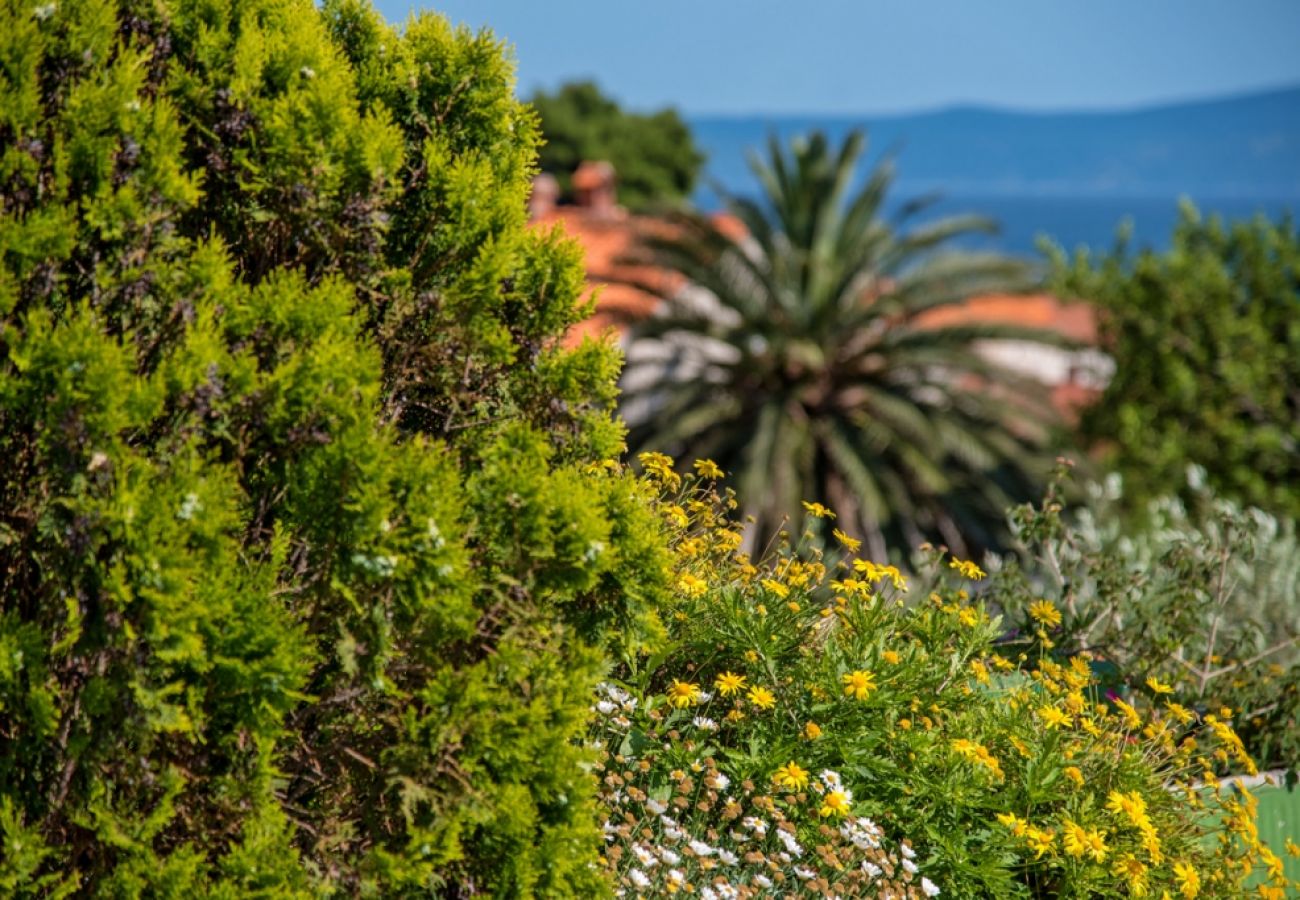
xmin=372 ymin=0 xmax=1300 ymax=115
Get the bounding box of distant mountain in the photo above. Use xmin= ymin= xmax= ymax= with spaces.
xmin=688 ymin=85 xmax=1300 ymax=202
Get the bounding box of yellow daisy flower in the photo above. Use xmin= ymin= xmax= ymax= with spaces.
xmin=747 ymin=685 xmax=776 ymax=710
xmin=667 ymin=680 xmax=703 ymax=708
xmin=714 ymin=671 xmax=748 ymax=696
xmin=772 ymin=761 xmax=809 ymax=790
xmin=819 ymin=790 xmax=852 ymax=818
xmin=842 ymin=669 xmax=877 ymax=701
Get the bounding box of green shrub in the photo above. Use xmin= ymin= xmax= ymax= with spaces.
xmin=0 ymin=0 xmax=669 ymax=893
xmin=592 ymin=458 xmax=1289 ymax=898
xmin=985 ymin=464 xmax=1300 ymax=775
xmin=1051 ymin=206 xmax=1300 ymax=519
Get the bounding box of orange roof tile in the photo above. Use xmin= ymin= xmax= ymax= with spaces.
xmin=532 ymin=206 xmax=685 ymax=347
xmin=914 ymin=293 xmax=1097 ymax=344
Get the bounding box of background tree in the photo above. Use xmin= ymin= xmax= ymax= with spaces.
xmin=0 ymin=0 xmax=668 ymax=893
xmin=530 ymin=80 xmax=704 ymax=210
xmin=620 ymin=130 xmax=1072 ymax=557
xmin=1053 ymin=206 xmax=1300 ymax=518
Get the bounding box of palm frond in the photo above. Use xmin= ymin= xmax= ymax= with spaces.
xmin=619 ymin=129 xmax=1077 ymax=554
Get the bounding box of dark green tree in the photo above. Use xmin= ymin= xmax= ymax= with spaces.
xmin=1054 ymin=205 xmax=1300 ymax=517
xmin=530 ymin=80 xmax=703 ymax=210
xmin=0 ymin=0 xmax=668 ymax=893
xmin=619 ymin=131 xmax=1071 ymax=557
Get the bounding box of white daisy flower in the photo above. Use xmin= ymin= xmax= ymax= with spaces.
xmin=688 ymin=839 xmax=715 ymax=857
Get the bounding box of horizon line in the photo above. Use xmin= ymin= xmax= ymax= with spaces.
xmin=669 ymin=80 xmax=1300 ymax=122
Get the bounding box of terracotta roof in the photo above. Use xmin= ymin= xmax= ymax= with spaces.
xmin=913 ymin=293 xmax=1098 ymax=344
xmin=532 ymin=206 xmax=684 ymax=346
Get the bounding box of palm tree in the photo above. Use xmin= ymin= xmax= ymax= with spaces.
xmin=618 ymin=130 xmax=1072 ymax=558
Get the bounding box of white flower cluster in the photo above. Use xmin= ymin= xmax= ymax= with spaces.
xmin=592 ymin=682 xmax=638 ymax=731
xmin=594 ymin=687 xmax=943 ymax=899
xmin=841 ymin=815 xmax=884 ymax=850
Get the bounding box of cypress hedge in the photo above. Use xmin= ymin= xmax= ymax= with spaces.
xmin=0 ymin=0 xmax=669 ymax=893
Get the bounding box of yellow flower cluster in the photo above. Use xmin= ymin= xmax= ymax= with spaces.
xmin=948 ymin=556 xmax=986 ymax=580
xmin=611 ymin=463 xmax=1291 ymax=897
xmin=852 ymin=558 xmax=908 ymax=591
xmin=951 ymin=738 xmax=1003 ymax=780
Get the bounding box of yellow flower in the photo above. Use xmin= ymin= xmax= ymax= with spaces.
xmin=1106 ymin=790 xmax=1151 ymax=830
xmin=957 ymin=607 xmax=980 ymax=628
xmin=1146 ymin=676 xmax=1174 ymax=695
xmin=1064 ymin=766 xmax=1084 ymax=787
xmin=747 ymin=685 xmax=776 ymax=710
xmin=952 ymin=739 xmax=1003 ymax=779
xmin=819 ymin=790 xmax=852 ymax=818
xmin=1027 ymin=600 xmax=1062 ymax=627
xmin=1285 ymin=837 xmax=1300 ymax=858
xmin=1062 ymin=819 xmax=1108 ymax=862
xmin=852 ymin=559 xmax=908 ymax=591
xmin=715 ymin=671 xmax=748 ymax=696
xmin=772 ymin=761 xmax=810 ymax=790
xmin=948 ymin=557 xmax=986 ymax=580
xmin=693 ymin=458 xmax=724 ymax=479
xmin=832 ymin=528 xmax=861 ymax=552
xmin=842 ymin=670 xmax=877 ymax=701
xmin=803 ymin=721 xmax=822 ymax=740
xmin=1261 ymin=846 xmax=1284 ymax=880
xmin=997 ymin=812 xmax=1028 ymax=837
xmin=667 ymin=680 xmax=703 ymax=708
xmin=882 ymin=650 xmax=901 ymax=665
xmin=1114 ymin=698 xmax=1142 ymax=729
xmin=677 ymin=573 xmax=708 ymax=598
xmin=1112 ymin=854 xmax=1150 ymax=897
xmin=639 ymin=451 xmax=681 ymax=488
xmin=801 ymin=501 xmax=835 ymax=519
xmin=1172 ymin=861 xmax=1200 ymax=898
xmin=1025 ymin=826 xmax=1055 ymax=859
xmin=1038 ymin=705 xmax=1072 ymax=730
xmin=1165 ymin=702 xmax=1195 ymax=725
xmin=760 ymin=578 xmax=790 ymax=598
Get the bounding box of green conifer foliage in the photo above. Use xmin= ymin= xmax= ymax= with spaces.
xmin=0 ymin=0 xmax=668 ymax=893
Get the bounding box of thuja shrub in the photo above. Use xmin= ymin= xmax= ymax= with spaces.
xmin=590 ymin=457 xmax=1290 ymax=898
xmin=0 ymin=0 xmax=668 ymax=894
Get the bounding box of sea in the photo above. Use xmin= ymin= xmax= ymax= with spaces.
xmin=691 ymin=189 xmax=1295 ymax=261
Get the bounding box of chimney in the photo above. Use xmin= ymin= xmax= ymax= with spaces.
xmin=572 ymin=160 xmax=618 ymax=217
xmin=529 ymin=172 xmax=559 ymax=220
